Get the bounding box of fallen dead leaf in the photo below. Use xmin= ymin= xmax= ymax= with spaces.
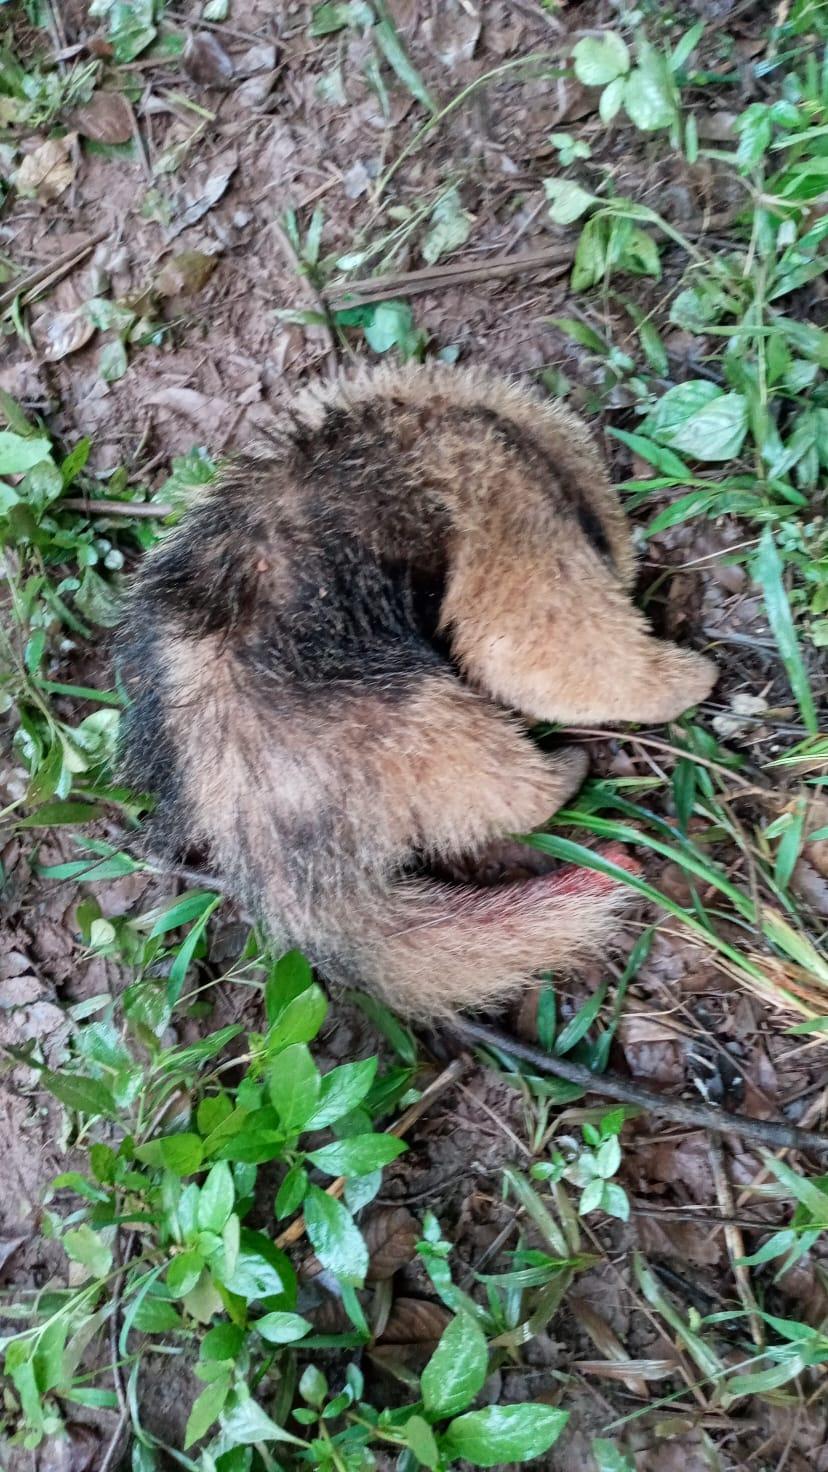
xmin=74 ymin=91 xmax=134 ymax=144
xmin=422 ymin=7 xmax=481 ymax=67
xmin=37 ymin=1422 xmax=99 ymax=1472
xmin=15 ymin=134 xmax=77 ymax=201
xmin=791 ymin=858 xmax=828 ymax=917
xmin=39 ymin=306 xmax=97 ymax=362
xmin=183 ymin=31 xmax=234 ymax=88
xmin=165 ymin=153 xmax=237 ymax=240
xmin=364 ymin=1206 xmax=419 ymax=1281
xmin=155 ymin=249 xmax=219 ymax=299
xmin=0 ymin=1231 xmax=26 ymax=1277
xmin=378 ymin=1296 xmax=450 ymax=1345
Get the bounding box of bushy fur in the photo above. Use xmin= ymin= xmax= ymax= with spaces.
xmin=118 ymin=362 xmax=716 ymax=1015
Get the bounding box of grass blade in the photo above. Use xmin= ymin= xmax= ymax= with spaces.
xmin=754 ymin=526 xmax=818 ymax=734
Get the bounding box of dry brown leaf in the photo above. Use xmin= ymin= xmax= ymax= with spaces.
xmin=74 ymin=91 xmax=134 ymax=144
xmin=0 ymin=1232 xmax=26 ymax=1277
xmin=155 ymin=249 xmax=219 ymax=299
xmin=15 ymin=134 xmax=77 ymax=201
xmin=165 ymin=154 xmax=237 ymax=240
xmin=40 ymin=306 xmax=96 ymax=362
xmin=378 ymin=1296 xmax=450 ymax=1345
xmin=569 ymin=1298 xmax=648 ymax=1397
xmin=422 ymin=9 xmax=480 ymax=67
xmin=792 ymin=858 xmax=828 ymax=917
xmin=37 ymin=1422 xmax=98 ymax=1472
xmin=364 ymin=1207 xmax=419 ymax=1282
xmin=183 ymin=31 xmax=234 ymax=88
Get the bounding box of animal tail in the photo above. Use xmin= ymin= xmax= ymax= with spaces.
xmin=316 ymin=844 xmax=639 ymax=1017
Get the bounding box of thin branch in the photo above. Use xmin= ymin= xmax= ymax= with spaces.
xmin=59 ymin=497 xmax=173 ymax=519
xmin=453 ymin=1019 xmax=828 ymax=1157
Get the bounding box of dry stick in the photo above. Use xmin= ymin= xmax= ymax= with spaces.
xmin=274 ymin=1057 xmax=467 ymax=1250
xmin=453 ymin=1019 xmax=828 ymax=1157
xmin=708 ymin=1135 xmax=764 ymax=1349
xmin=59 ymin=497 xmax=174 ymax=518
xmin=328 ymin=244 xmax=573 ymax=308
xmin=0 ymin=230 xmax=108 ymax=314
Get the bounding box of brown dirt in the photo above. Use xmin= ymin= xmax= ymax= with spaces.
xmin=1 ymin=1 xmax=827 ymax=1469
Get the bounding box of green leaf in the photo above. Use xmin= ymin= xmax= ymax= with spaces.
xmin=167 ymin=1251 xmax=205 ymax=1298
xmin=198 ymin=1162 xmax=235 ymax=1233
xmin=362 ymin=300 xmax=421 ymax=356
xmin=442 ymin=1404 xmax=569 ymax=1467
xmin=41 ymin=1069 xmax=116 ymax=1118
xmin=185 ymin=1372 xmax=231 ymax=1448
xmin=63 ymin=1224 xmax=112 ymax=1279
xmin=754 ymin=528 xmax=817 ymax=734
xmin=406 ymin=1414 xmax=439 ymax=1469
xmin=307 ymin=1056 xmax=378 ymax=1129
xmin=309 ymin=1 xmax=373 ymax=37
xmin=599 ymin=75 xmax=626 ymax=123
xmin=267 ymin=1043 xmax=320 ymax=1132
xmin=345 ymin=990 xmax=418 ymax=1063
xmin=136 ymin=1133 xmax=204 ymax=1176
xmin=265 ymin=949 xmax=314 ymax=1023
xmin=572 ymin=32 xmax=629 ymax=86
xmin=265 ymin=983 xmax=328 ymax=1053
xmin=220 ymin=1393 xmax=307 ymax=1445
xmin=99 ymin=339 xmax=128 ymax=383
xmin=421 ymin=1313 xmax=488 ymax=1419
xmin=131 ymin=1294 xmax=183 ymax=1333
xmin=374 ymin=0 xmax=436 ymax=115
xmin=642 ymin=381 xmax=748 ymax=461
xmin=543 ymin=178 xmax=597 ymax=225
xmin=220 ymin=1230 xmax=294 ymax=1304
xmin=735 ymin=103 xmax=773 ymax=172
xmin=18 ymin=801 xmax=103 ymax=829
xmin=275 ymin=1162 xmax=308 ymax=1217
xmin=149 ymin=889 xmax=218 ymax=938
xmin=0 ymin=431 xmax=52 ymax=476
xmin=307 ymin=1133 xmax=407 ymax=1177
xmin=422 ymin=187 xmax=472 ymax=265
xmin=254 ymin=1311 xmax=313 ymax=1344
xmin=303 ymin=1184 xmax=369 ymax=1286
xmin=608 ymin=428 xmax=691 ymax=480
xmin=623 ymin=45 xmax=677 ymax=131
xmin=167 ymin=896 xmax=221 ymax=1003
xmin=592 ymin=1438 xmax=635 ymax=1472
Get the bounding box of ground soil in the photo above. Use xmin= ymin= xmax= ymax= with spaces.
xmin=1 ymin=2 xmax=827 ymax=1469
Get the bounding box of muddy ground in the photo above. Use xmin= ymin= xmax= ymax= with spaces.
xmin=1 ymin=1 xmax=828 ymax=1469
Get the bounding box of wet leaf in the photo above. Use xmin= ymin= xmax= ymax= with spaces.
xmin=306 ymin=1133 xmax=406 ymax=1178
xmin=15 ymin=135 xmax=77 ymax=200
xmin=442 ymin=1404 xmax=569 ymax=1467
xmin=40 ymin=308 xmax=97 ymax=363
xmin=306 ymin=1056 xmax=377 ymax=1130
xmin=421 ymin=1313 xmax=488 ymax=1419
xmin=75 ymin=91 xmax=134 ymax=144
xmin=254 ymin=1311 xmax=312 ymax=1344
xmin=304 ymin=1184 xmax=368 ymax=1286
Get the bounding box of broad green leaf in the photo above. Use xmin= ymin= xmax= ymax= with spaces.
xmin=275 ymin=1162 xmax=308 ymax=1217
xmin=136 ymin=1133 xmax=204 ymax=1176
xmin=306 ymin=1056 xmax=377 ymax=1129
xmin=544 ymin=178 xmax=597 ymax=225
xmin=642 ymin=381 xmax=748 ymax=461
xmin=623 ymin=45 xmax=677 ymax=131
xmin=406 ymin=1415 xmax=439 ymax=1469
xmin=572 ymin=32 xmax=629 ymax=86
xmin=421 ymin=1313 xmax=488 ymax=1419
xmin=608 ymin=427 xmax=691 ymax=480
xmin=267 ymin=1043 xmax=320 ymax=1132
xmin=599 ymin=75 xmax=626 ymax=123
xmin=219 ymin=1229 xmax=295 ymax=1304
xmin=0 ymin=431 xmax=52 ymax=476
xmin=265 ymin=983 xmax=328 ymax=1053
xmin=201 ymin=1322 xmax=245 ymax=1362
xmin=307 ymin=1133 xmax=407 ymax=1177
xmin=753 ymin=528 xmax=818 ymax=734
xmin=99 ymin=339 xmax=128 ymax=383
xmin=304 ymin=1184 xmax=369 ymax=1286
xmin=63 ymin=1224 xmax=112 ymax=1279
xmin=592 ymin=1439 xmax=635 ymax=1472
xmin=166 ymin=1251 xmax=205 ymax=1298
xmin=184 ymin=1372 xmax=230 ymax=1448
xmin=41 ymin=1069 xmax=116 ymax=1118
xmin=220 ymin=1393 xmax=307 ymax=1445
xmin=254 ymin=1311 xmax=313 ymax=1344
xmin=197 ymin=1162 xmax=235 ymax=1233
xmin=442 ymin=1404 xmax=569 ymax=1466
xmin=265 ymin=949 xmax=314 ymax=1023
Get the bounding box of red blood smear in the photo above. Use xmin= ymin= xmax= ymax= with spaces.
xmin=533 ymin=842 xmax=642 ymax=898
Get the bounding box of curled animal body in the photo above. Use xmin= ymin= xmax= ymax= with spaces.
xmin=118 ymin=363 xmax=716 ymax=1015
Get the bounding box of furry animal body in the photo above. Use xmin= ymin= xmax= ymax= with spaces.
xmin=119 ymin=363 xmax=716 ymax=1015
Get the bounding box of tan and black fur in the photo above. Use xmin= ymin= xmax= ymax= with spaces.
xmin=118 ymin=363 xmax=715 ymax=1015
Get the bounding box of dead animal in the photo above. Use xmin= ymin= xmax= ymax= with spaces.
xmin=118 ymin=362 xmax=716 ymax=1015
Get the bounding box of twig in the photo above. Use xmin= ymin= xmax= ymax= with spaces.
xmin=99 ymin=1227 xmax=136 ymax=1472
xmin=708 ymin=1136 xmax=764 ymax=1348
xmin=58 ymin=497 xmax=173 ymax=519
xmin=275 ymin=1057 xmax=467 ymax=1249
xmin=452 ymin=1019 xmax=828 ymax=1157
xmin=0 ymin=231 xmax=108 ymax=315
xmin=328 ymin=244 xmax=573 ymax=308
xmin=270 ymin=218 xmax=339 ymax=377
xmin=558 ymin=727 xmax=756 ymax=789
